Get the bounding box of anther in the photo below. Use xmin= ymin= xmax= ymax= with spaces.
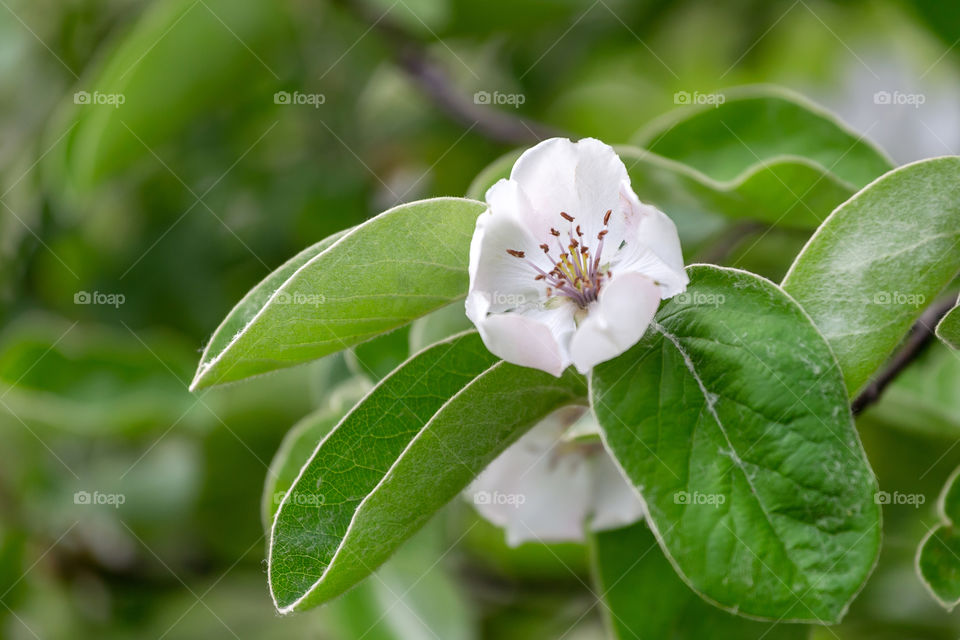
xmin=560 ymin=212 xmax=574 ymax=222
xmin=506 ymin=249 xmax=525 ymax=258
xmin=603 ymin=210 xmax=612 ymax=225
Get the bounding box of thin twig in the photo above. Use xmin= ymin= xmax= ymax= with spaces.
xmin=852 ymin=295 xmax=957 ymax=415
xmin=330 ymin=0 xmax=562 ymax=145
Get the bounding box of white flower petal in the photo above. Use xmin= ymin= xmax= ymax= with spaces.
xmin=467 ymin=408 xmax=591 ymax=546
xmin=588 ymin=453 xmax=646 ymax=532
xmin=467 ymin=137 xmax=687 ymax=376
xmin=569 ymin=272 xmax=661 ymax=374
xmin=467 ymin=407 xmax=644 ymax=544
xmin=468 ymin=180 xmax=547 ymax=311
xmin=465 ymin=297 xmax=574 ymax=377
xmin=508 ymin=138 xmax=628 ymax=242
xmin=610 ymin=186 xmax=689 ymax=298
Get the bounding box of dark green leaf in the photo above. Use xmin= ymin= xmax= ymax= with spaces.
xmin=591 ymin=265 xmax=880 ymax=622
xmin=268 ymin=332 xmax=587 ymax=611
xmin=591 ymin=521 xmax=808 ymax=639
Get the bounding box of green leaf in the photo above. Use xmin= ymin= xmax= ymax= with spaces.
xmin=617 ymin=146 xmax=852 ymax=229
xmin=466 ymin=88 xmax=892 ymax=232
xmin=591 ymin=265 xmax=880 ymax=623
xmin=634 ymin=86 xmax=891 ymax=189
xmin=0 ymin=315 xmax=197 ymax=436
xmin=191 ymin=198 xmax=485 ymax=390
xmin=196 ymin=229 xmax=350 ymax=380
xmin=781 ymin=157 xmax=960 ymax=394
xmin=467 ymin=144 xmax=861 ymax=232
xmin=53 ymin=0 xmax=289 ymax=188
xmin=408 ymin=303 xmax=473 ymax=353
xmin=267 ymin=332 xmax=587 ymax=612
xmin=936 ymin=298 xmax=960 ymax=350
xmin=858 ymin=341 xmax=960 ymax=439
xmin=627 ymin=87 xmax=892 ymax=230
xmin=346 ymin=326 xmax=411 ymax=382
xmin=591 ymin=521 xmax=808 ymax=639
xmin=328 ymin=518 xmax=476 ymax=640
xmin=465 ymin=149 xmax=521 ymax=200
xmin=918 ymin=466 xmax=960 ymax=609
xmin=261 ymin=376 xmax=371 ymax=527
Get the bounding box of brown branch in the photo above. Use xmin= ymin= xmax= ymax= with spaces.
xmin=330 ymin=0 xmax=563 ymax=145
xmin=852 ymin=296 xmax=956 ymax=415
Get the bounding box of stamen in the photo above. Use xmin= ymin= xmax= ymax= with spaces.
xmin=508 ymin=209 xmax=615 ymax=309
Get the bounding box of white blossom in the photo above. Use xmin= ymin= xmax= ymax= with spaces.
xmin=466 ymin=137 xmax=688 ymax=376
xmin=466 ymin=406 xmax=644 ymax=546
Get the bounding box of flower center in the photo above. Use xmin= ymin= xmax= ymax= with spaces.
xmin=507 ymin=209 xmax=613 ymax=309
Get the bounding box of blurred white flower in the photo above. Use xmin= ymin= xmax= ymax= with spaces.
xmin=466 ymin=406 xmax=644 ymax=546
xmin=466 ymin=137 xmax=687 ymax=376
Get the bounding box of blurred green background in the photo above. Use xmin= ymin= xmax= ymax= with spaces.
xmin=3 ymin=0 xmax=960 ymax=638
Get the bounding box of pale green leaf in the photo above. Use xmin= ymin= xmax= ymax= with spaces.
xmin=634 ymin=86 xmax=891 ymax=189
xmin=191 ymin=198 xmax=485 ymax=390
xmin=918 ymin=466 xmax=960 ymax=610
xmin=936 ymin=297 xmax=960 ymax=350
xmin=591 ymin=265 xmax=880 ymax=623
xmin=466 ymin=88 xmax=892 ymax=232
xmin=782 ymin=157 xmax=960 ymax=394
xmin=328 ymin=519 xmax=476 ymax=640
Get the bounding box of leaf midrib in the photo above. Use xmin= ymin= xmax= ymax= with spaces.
xmin=653 ymin=322 xmax=805 ymax=594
